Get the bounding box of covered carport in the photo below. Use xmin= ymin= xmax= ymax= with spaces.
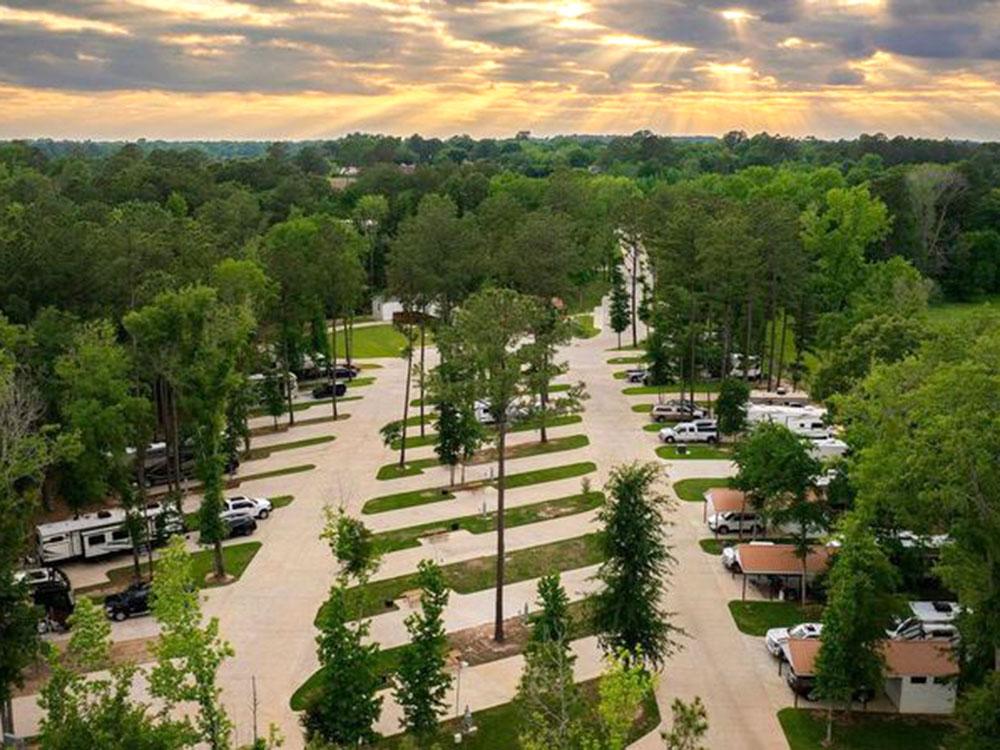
xmin=735 ymin=543 xmax=833 ymax=601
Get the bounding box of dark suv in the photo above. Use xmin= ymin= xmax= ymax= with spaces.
xmin=312 ymin=381 xmax=347 ymax=399
xmin=105 ymin=581 xmax=152 ymax=621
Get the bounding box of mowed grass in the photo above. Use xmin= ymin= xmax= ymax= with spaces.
xmin=699 ymin=538 xmax=727 ymax=555
xmin=390 ymin=414 xmax=584 ymax=450
xmin=332 ymin=323 xmax=414 ymax=359
xmin=372 ymin=492 xmax=604 ymax=553
xmin=623 ymin=382 xmax=720 ymax=396
xmin=778 ymin=708 xmax=953 ymax=750
xmin=237 ymin=463 xmax=316 ymax=484
xmin=673 ymin=477 xmax=733 ymax=502
xmin=291 ymin=599 xmax=598 ymax=711
xmin=608 ymin=355 xmax=646 ymax=365
xmin=248 ymin=395 xmax=361 ymax=418
xmin=361 ymin=461 xmax=597 ymax=514
xmin=571 ymin=313 xmax=599 ymax=338
xmin=78 ymin=542 xmax=262 ymax=595
xmin=727 ymin=601 xmax=824 ymax=636
xmin=656 ymin=444 xmax=732 ymax=460
xmin=317 ymin=533 xmax=605 ymax=622
xmin=244 ymin=434 xmax=335 ymax=461
xmin=377 ymin=677 xmax=660 ymax=749
xmin=376 ymin=434 xmax=590 ymax=480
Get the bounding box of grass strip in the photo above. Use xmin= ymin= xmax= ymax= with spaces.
xmin=249 ymin=395 xmax=361 ymax=418
xmin=77 ymin=542 xmax=261 ymax=595
xmin=778 ymin=708 xmax=952 ymax=750
xmin=501 ymin=461 xmax=597 ymax=489
xmin=623 ymin=382 xmax=720 ymax=396
xmin=250 ymin=414 xmax=347 ymax=437
xmin=372 ymin=492 xmax=604 ymax=553
xmin=291 ymin=599 xmax=598 ymax=711
xmin=607 ymin=355 xmax=646 ymax=365
xmin=346 ymin=376 xmax=376 ymax=388
xmin=363 ymin=487 xmax=456 ymax=515
xmin=673 ymin=477 xmax=733 ymax=503
xmin=571 ymin=313 xmax=599 ymax=339
xmin=378 ymin=434 xmax=589 ymax=480
xmin=699 ymin=538 xmax=726 ymax=555
xmin=379 ymin=677 xmax=659 ymax=749
xmin=727 ymin=601 xmax=824 ymax=637
xmin=656 ymin=444 xmax=732 ymax=461
xmin=237 ymin=464 xmax=316 ymax=484
xmin=393 ymin=414 xmax=585 ymax=448
xmin=244 ymin=435 xmax=335 ymax=461
xmin=317 ymin=533 xmax=605 ymax=623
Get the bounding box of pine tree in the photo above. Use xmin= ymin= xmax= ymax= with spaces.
xmin=661 ymin=697 xmax=709 ymax=750
xmin=517 ymin=575 xmax=583 ymax=750
xmin=302 ymin=584 xmax=384 ymax=746
xmin=609 ymin=266 xmax=631 ymax=349
xmin=593 ymin=462 xmax=681 ymax=668
xmin=395 ymin=560 xmax=452 ymax=743
xmin=714 ymin=378 xmax=750 ymax=437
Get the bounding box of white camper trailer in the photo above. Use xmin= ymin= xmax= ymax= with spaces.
xmin=36 ymin=502 xmax=184 ymax=564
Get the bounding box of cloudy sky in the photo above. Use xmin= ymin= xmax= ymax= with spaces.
xmin=2 ymin=0 xmax=1000 ymax=140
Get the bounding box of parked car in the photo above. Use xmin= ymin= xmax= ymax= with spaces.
xmin=223 ymin=495 xmax=272 ymax=520
xmin=721 ymin=546 xmax=740 ymax=571
xmin=709 ymin=511 xmax=766 ymax=536
xmin=766 ymin=623 xmax=823 ymax=657
xmin=659 ymin=420 xmax=718 ymax=444
xmin=220 ymin=511 xmax=257 ymax=539
xmin=16 ymin=567 xmax=75 ymax=631
xmin=786 ymin=671 xmax=875 ymax=703
xmin=649 ymin=401 xmax=706 ymax=423
xmin=104 ymin=581 xmax=152 ymax=621
xmin=311 ymin=381 xmax=347 ymax=399
xmin=886 ymin=602 xmax=961 ymax=641
xmin=625 ymin=368 xmax=649 ymax=384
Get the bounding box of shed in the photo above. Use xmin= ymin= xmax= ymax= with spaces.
xmin=785 ymin=638 xmax=957 ymax=715
xmin=735 ymin=543 xmax=833 ymax=600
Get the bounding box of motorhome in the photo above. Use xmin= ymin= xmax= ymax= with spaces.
xmin=747 ymin=404 xmax=831 ymax=440
xmin=810 ymin=437 xmax=849 ymax=460
xmin=887 ymin=601 xmax=961 ymax=641
xmin=130 ymin=441 xmax=238 ymax=488
xmin=35 ymin=502 xmax=184 ymax=564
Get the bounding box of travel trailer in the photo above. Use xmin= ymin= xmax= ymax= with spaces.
xmin=35 ymin=502 xmax=184 ymax=564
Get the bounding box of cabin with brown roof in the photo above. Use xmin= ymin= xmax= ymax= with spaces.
xmin=785 ymin=638 xmax=958 ymax=715
xmin=734 ymin=543 xmax=834 ymax=601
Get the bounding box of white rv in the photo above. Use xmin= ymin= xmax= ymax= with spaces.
xmin=36 ymin=502 xmax=184 ymax=564
xmin=747 ymin=405 xmax=831 ymax=439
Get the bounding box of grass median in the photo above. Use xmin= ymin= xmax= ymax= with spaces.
xmin=248 ymin=395 xmax=361 ymax=418
xmin=390 ymin=414 xmax=585 ymax=449
xmin=377 ymin=434 xmax=590 ymax=480
xmin=372 ymin=491 xmax=604 ymax=553
xmin=673 ymin=477 xmax=733 ymax=502
xmin=778 ymin=708 xmax=952 ymax=750
xmin=656 ymin=444 xmax=732 ymax=460
xmin=244 ymin=434 xmax=335 ymax=461
xmin=316 ymin=532 xmax=605 ymax=623
xmin=362 ymin=461 xmax=598 ymax=514
xmin=727 ymin=601 xmax=824 ymax=636
xmin=623 ymin=382 xmax=719 ymax=396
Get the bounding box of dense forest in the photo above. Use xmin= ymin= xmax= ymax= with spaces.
xmin=2 ymin=131 xmax=1000 ymax=748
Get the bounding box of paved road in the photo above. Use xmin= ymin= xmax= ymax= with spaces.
xmin=14 ymin=309 xmax=794 ymax=749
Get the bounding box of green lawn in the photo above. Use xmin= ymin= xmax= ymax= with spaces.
xmin=317 ymin=533 xmax=605 ymax=622
xmin=346 ymin=376 xmax=376 ymax=388
xmin=642 ymin=422 xmax=663 ymax=432
xmin=372 ymin=492 xmax=604 ymax=553
xmin=631 ymin=403 xmax=654 ymax=413
xmin=377 ymin=434 xmax=590 ymax=481
xmin=332 ymin=323 xmax=413 ymax=359
xmin=501 ymin=461 xmax=597 ymax=489
xmin=292 ymin=599 xmax=599 ymax=712
xmin=673 ymin=477 xmax=733 ymax=502
xmin=623 ymin=382 xmax=719 ymax=396
xmin=377 ymin=677 xmax=660 ymax=749
xmin=78 ymin=542 xmax=262 ymax=594
xmin=236 ymin=463 xmax=316 ymax=484
xmin=727 ymin=601 xmax=824 ymax=636
xmin=699 ymin=538 xmax=727 ymax=555
xmin=390 ymin=414 xmax=584 ymax=450
xmin=362 ymin=487 xmax=456 ymax=515
xmin=244 ymin=434 xmax=335 ymax=461
xmin=571 ymin=313 xmax=599 ymax=338
xmin=778 ymin=708 xmax=953 ymax=750
xmin=656 ymin=444 xmax=732 ymax=460
xmin=608 ymin=355 xmax=646 ymax=365
xmin=248 ymin=395 xmax=361 ymax=418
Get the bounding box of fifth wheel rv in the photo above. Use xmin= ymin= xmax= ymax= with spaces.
xmin=35 ymin=502 xmax=184 ymax=564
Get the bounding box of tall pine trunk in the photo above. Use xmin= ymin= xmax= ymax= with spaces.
xmin=330 ymin=317 xmax=339 ymax=420
xmin=494 ymin=421 xmax=507 ymax=642
xmin=398 ymin=324 xmax=413 ymax=468
xmin=775 ymin=310 xmax=789 ymax=391
xmin=419 ymin=317 xmax=426 ymax=438
xmin=282 ymin=338 xmax=295 ymax=426
xmin=744 ymin=297 xmax=754 ymax=382
xmin=630 ymin=247 xmax=639 ymax=348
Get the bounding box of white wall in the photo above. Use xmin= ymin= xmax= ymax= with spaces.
xmin=888 ymin=676 xmax=957 ymax=715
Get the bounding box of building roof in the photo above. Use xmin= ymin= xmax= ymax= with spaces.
xmin=705 ymin=488 xmax=749 ymax=513
xmin=787 ymin=638 xmax=957 ymax=678
xmin=736 ymin=543 xmax=833 ymax=576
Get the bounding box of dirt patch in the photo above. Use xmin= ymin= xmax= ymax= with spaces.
xmin=448 ymin=614 xmax=532 ymax=667
xmin=14 ymin=635 xmax=158 ymax=697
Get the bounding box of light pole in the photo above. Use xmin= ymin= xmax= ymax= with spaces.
xmin=454 ymin=659 xmax=468 ymax=718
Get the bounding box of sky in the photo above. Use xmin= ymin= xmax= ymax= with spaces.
xmin=2 ymin=0 xmax=1000 ymax=141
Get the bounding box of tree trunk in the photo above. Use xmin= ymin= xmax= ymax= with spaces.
xmin=399 ymin=325 xmax=413 ymax=469
xmin=801 ymin=554 xmax=808 ymax=606
xmin=494 ymin=421 xmax=507 ymax=642
xmin=345 ymin=314 xmax=354 ymax=368
xmin=170 ymin=384 xmax=183 ymax=491
xmin=744 ymin=297 xmax=753 ymax=383
xmin=630 ymin=246 xmax=639 ymax=348
xmin=282 ymin=338 xmax=295 ymax=426
xmin=419 ymin=317 xmax=426 ymax=438
xmin=213 ymin=539 xmax=225 ymax=580
xmin=539 ymin=348 xmax=549 ymax=444
xmin=775 ymin=309 xmax=789 ymax=391
xmin=330 ymin=317 xmax=339 ymax=420
xmin=767 ymin=313 xmax=778 ymax=392
xmin=824 ymin=705 xmax=833 ymax=747
xmin=1 ymin=697 xmax=14 ymax=740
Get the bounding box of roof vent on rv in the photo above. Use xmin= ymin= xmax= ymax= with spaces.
xmin=97 ymin=510 xmax=112 ymax=519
